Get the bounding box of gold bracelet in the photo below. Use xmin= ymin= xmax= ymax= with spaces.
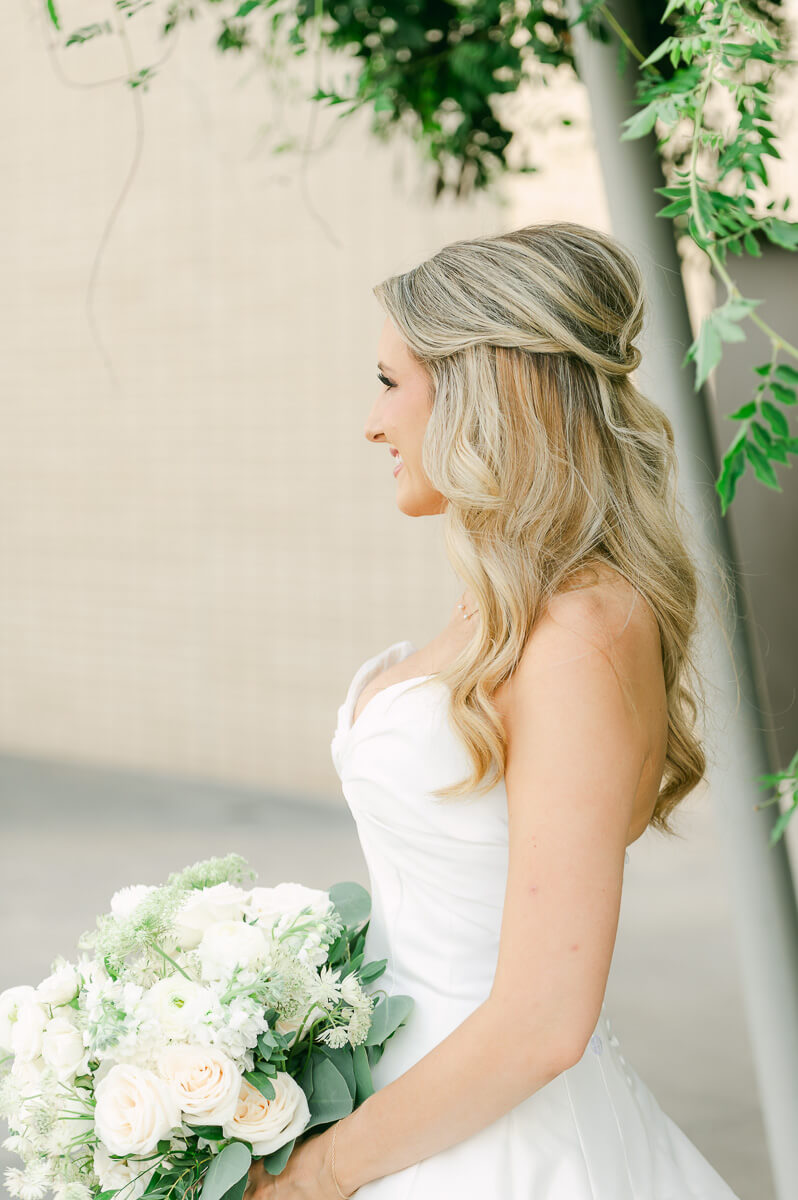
xmin=330 ymin=1122 xmax=353 ymax=1198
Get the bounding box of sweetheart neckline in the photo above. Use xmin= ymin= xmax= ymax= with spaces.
xmin=341 ymin=639 xmax=444 ymax=740
xmin=349 ymin=671 xmax=439 ymax=737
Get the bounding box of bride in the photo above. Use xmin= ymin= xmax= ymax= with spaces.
xmin=244 ymin=222 xmax=742 ymax=1198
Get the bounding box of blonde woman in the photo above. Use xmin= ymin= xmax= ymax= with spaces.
xmin=245 ymin=223 xmax=741 ymax=1198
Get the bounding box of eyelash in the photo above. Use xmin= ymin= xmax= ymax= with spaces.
xmin=377 ymin=372 xmax=395 ymax=390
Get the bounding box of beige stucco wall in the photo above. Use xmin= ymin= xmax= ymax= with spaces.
xmin=0 ymin=3 xmax=794 ymax=800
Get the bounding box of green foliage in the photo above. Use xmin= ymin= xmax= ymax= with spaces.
xmin=613 ymin=1 xmax=798 ymax=520
xmin=198 ymin=1142 xmax=251 ymax=1200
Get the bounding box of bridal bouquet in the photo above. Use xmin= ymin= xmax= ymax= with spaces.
xmin=0 ymin=854 xmax=412 ymax=1200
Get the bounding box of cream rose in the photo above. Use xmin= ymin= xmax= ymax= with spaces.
xmin=173 ymin=883 xmax=248 ymax=950
xmin=94 ymin=1063 xmax=181 ymax=1157
xmin=9 ymin=1000 xmax=49 ymax=1061
xmin=41 ymin=1015 xmax=89 ymax=1082
xmin=196 ymin=920 xmax=272 ymax=982
xmin=36 ymin=962 xmax=81 ymax=1007
xmin=94 ymin=1144 xmax=157 ymax=1200
xmin=0 ymin=985 xmax=36 ymax=1052
xmin=140 ymin=976 xmax=214 ymax=1038
xmin=156 ymin=1044 xmax=242 ymax=1126
xmin=221 ymin=1074 xmax=310 ymax=1155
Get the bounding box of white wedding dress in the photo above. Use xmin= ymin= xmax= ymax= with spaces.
xmin=330 ymin=639 xmax=742 ymax=1199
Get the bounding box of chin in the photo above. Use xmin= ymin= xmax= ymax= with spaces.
xmin=394 ymin=472 xmax=446 ymax=517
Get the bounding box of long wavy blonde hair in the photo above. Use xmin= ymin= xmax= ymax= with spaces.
xmin=373 ymin=221 xmax=733 ymax=837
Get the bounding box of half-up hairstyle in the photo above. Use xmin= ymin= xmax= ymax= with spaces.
xmin=373 ymin=221 xmax=722 ymax=836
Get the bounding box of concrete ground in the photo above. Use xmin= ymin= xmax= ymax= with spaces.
xmin=0 ymin=752 xmax=777 ymax=1199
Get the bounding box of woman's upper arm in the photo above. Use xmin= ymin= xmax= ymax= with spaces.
xmin=487 ymin=588 xmax=652 ymax=1075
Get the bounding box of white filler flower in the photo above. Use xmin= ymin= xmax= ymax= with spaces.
xmin=156 ymin=1044 xmax=242 ymax=1126
xmin=221 ymin=1074 xmax=310 ymax=1156
xmin=94 ymin=1063 xmax=181 ymax=1157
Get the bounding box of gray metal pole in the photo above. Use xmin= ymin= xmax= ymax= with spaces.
xmin=563 ymin=2 xmax=798 ymax=1197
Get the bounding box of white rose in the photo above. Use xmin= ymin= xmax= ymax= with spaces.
xmin=156 ymin=1044 xmax=242 ymax=1126
xmin=140 ymin=977 xmax=215 ymax=1039
xmin=173 ymin=884 xmax=248 ymax=950
xmin=94 ymin=1063 xmax=181 ymax=1157
xmin=246 ymin=883 xmax=333 ymax=929
xmin=10 ymin=1053 xmax=46 ymax=1093
xmin=222 ymin=1074 xmax=310 ymax=1155
xmin=0 ymin=985 xmax=36 ymax=1052
xmin=94 ymin=1144 xmax=156 ymax=1200
xmin=10 ymin=1001 xmax=49 ymax=1061
xmin=36 ymin=962 xmax=81 ymax=1007
xmin=41 ymin=1015 xmax=89 ymax=1083
xmin=110 ymin=884 xmax=158 ymax=920
xmin=196 ymin=921 xmax=272 ymax=983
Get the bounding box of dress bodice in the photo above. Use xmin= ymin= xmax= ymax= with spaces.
xmin=330 ymin=641 xmax=510 ymax=1040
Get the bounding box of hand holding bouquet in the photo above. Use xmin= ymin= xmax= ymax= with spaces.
xmin=0 ymin=854 xmax=413 ymax=1200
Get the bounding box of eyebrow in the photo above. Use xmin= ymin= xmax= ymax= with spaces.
xmin=377 ymin=362 xmax=395 ymax=373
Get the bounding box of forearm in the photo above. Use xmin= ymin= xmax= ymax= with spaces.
xmin=333 ymin=996 xmax=576 ymax=1194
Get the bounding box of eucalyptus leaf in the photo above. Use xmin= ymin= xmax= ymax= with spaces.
xmin=328 ymin=881 xmax=371 ymax=930
xmin=198 ymin=1143 xmax=252 ymax=1200
xmin=352 ymin=1042 xmax=375 ymax=1103
xmin=259 ymin=1138 xmax=296 ymax=1176
xmin=364 ymin=995 xmax=414 ymax=1046
xmin=244 ymin=1070 xmax=275 ymax=1100
xmin=317 ymin=1044 xmax=357 ymax=1101
xmin=304 ymin=1054 xmax=355 ymax=1129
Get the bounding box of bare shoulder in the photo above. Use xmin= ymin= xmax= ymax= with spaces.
xmin=496 ymin=564 xmax=665 ymax=764
xmin=542 ymin=565 xmax=659 ymax=664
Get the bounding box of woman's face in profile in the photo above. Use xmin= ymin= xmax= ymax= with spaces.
xmin=365 ymin=316 xmax=445 ymax=517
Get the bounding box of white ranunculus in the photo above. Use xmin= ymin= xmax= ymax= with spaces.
xmin=110 ymin=884 xmax=158 ymax=920
xmin=196 ymin=921 xmax=272 ymax=983
xmin=9 ymin=1001 xmax=49 ymax=1061
xmin=93 ymin=1144 xmax=157 ymax=1200
xmin=41 ymin=1015 xmax=89 ymax=1083
xmin=173 ymin=884 xmax=249 ymax=950
xmin=245 ymin=883 xmax=333 ymax=929
xmin=156 ymin=1044 xmax=242 ymax=1126
xmin=222 ymin=1074 xmax=310 ymax=1155
xmin=36 ymin=962 xmax=81 ymax=1007
xmin=94 ymin=1063 xmax=181 ymax=1157
xmin=0 ymin=986 xmax=37 ymax=1052
xmin=139 ymin=976 xmax=215 ymax=1039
